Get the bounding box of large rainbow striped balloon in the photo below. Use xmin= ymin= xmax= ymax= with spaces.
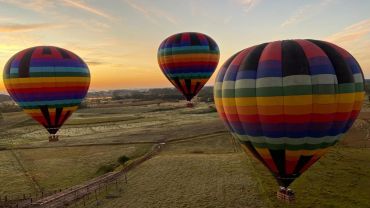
xmin=158 ymin=32 xmax=220 ymax=101
xmin=4 ymin=46 xmax=90 ymax=137
xmin=214 ymin=39 xmax=364 ymax=188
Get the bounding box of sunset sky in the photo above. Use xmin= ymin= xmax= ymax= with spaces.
xmin=0 ymin=0 xmax=369 ymax=92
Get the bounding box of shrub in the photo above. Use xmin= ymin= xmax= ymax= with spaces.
xmin=208 ymin=105 xmax=217 ymax=112
xmin=96 ymin=163 xmax=116 ymax=175
xmin=117 ymin=155 xmax=130 ymax=165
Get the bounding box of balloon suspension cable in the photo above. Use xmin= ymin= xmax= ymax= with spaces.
xmin=48 ymin=134 xmax=59 ymax=142
xmin=276 ymin=186 xmax=295 ymax=203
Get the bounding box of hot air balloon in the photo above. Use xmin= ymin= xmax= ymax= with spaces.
xmin=158 ymin=32 xmax=220 ymax=107
xmin=3 ymin=46 xmax=90 ymax=142
xmin=214 ymin=39 xmax=364 ymax=200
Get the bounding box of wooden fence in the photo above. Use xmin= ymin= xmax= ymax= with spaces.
xmin=0 ymin=131 xmax=227 ymax=208
xmin=0 ymin=143 xmax=164 ymax=208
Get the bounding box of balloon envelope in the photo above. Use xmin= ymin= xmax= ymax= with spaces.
xmin=158 ymin=32 xmax=220 ymax=101
xmin=3 ymin=46 xmax=90 ymax=135
xmin=214 ymin=39 xmax=364 ymax=187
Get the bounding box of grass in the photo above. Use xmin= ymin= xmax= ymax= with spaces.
xmin=92 ymin=153 xmax=267 ymax=208
xmin=96 ymin=163 xmax=117 ymax=175
xmin=1 ymin=101 xmax=370 ymax=208
xmin=164 ymin=133 xmax=237 ymax=154
xmin=64 ymin=115 xmax=144 ymax=125
xmin=250 ymin=146 xmax=370 ymax=208
xmin=0 ymin=103 xmax=222 ymax=147
xmin=0 ymin=101 xmax=223 ymax=197
xmin=0 ymin=151 xmax=34 ymax=195
xmin=179 ymin=106 xmax=217 ymax=114
xmin=75 ymin=128 xmax=370 ymax=208
xmin=0 ymin=144 xmax=151 ymax=193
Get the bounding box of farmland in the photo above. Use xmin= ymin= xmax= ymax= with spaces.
xmin=0 ymin=100 xmax=370 ymax=207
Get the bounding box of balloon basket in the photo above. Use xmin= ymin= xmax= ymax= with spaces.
xmin=48 ymin=135 xmax=59 ymax=142
xmin=276 ymin=187 xmax=295 ymax=203
xmin=186 ymin=102 xmax=194 ymax=108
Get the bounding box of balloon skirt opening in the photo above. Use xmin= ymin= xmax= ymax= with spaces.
xmin=48 ymin=135 xmax=59 ymax=142
xmin=276 ymin=187 xmax=295 ymax=203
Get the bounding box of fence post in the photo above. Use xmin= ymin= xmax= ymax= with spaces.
xmin=87 ymin=189 xmax=90 ymax=200
xmin=94 ymin=190 xmax=98 ymax=206
xmin=115 ymin=180 xmax=118 ymax=191
xmin=119 ymin=179 xmax=123 ymax=193
xmin=5 ymin=195 xmax=7 ymax=202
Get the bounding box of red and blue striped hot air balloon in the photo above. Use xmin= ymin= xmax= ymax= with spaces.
xmin=158 ymin=32 xmax=220 ymax=106
xmin=214 ymin=39 xmax=364 ymax=198
xmin=3 ymin=46 xmax=90 ymax=141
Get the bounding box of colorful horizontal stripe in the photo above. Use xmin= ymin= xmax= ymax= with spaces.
xmin=4 ymin=46 xmax=90 ymax=135
xmin=158 ymin=32 xmax=219 ymax=101
xmin=214 ymin=39 xmax=365 ymax=188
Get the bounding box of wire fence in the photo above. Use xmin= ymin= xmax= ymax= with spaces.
xmin=0 ymin=188 xmax=75 ymax=208
xmin=0 ymin=143 xmax=163 ymax=208
xmin=0 ymin=131 xmax=228 ymax=208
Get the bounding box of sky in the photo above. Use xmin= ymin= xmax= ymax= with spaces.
xmin=0 ymin=0 xmax=369 ymax=92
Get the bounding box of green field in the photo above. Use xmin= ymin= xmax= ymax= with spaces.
xmin=0 ymin=102 xmax=370 ymax=207
xmin=74 ymin=133 xmax=370 ymax=208
xmin=0 ymin=102 xmax=224 ymax=196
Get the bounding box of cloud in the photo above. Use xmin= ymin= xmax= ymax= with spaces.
xmin=66 ymin=18 xmax=111 ymax=32
xmin=124 ymin=0 xmax=178 ymax=25
xmin=326 ymin=19 xmax=370 ymax=44
xmin=325 ymin=19 xmax=370 ymax=77
xmin=281 ymin=0 xmax=333 ymax=27
xmin=281 ymin=5 xmax=311 ymax=27
xmin=1 ymin=0 xmax=114 ymax=21
xmin=0 ymin=16 xmax=14 ymax=22
xmin=0 ymin=23 xmax=59 ymax=32
xmin=235 ymin=0 xmax=260 ymax=13
xmin=62 ymin=0 xmax=113 ymax=20
xmin=0 ymin=0 xmax=56 ymax=12
xmin=85 ymin=61 xmax=105 ymax=66
xmin=0 ymin=0 xmax=114 ymax=32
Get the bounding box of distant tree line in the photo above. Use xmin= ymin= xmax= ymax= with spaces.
xmin=365 ymin=79 xmax=370 ymax=94
xmin=197 ymin=86 xmax=214 ymax=102
xmin=112 ymin=88 xmax=182 ymax=101
xmin=111 ymin=86 xmax=214 ymax=102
